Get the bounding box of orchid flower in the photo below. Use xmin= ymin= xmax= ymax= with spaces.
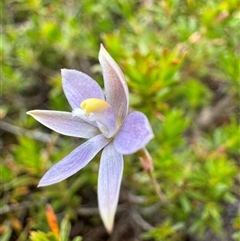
xmin=27 ymin=45 xmax=153 ymax=233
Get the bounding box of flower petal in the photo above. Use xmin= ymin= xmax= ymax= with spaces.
xmin=27 ymin=110 xmax=100 ymax=138
xmin=61 ymin=69 xmax=104 ymax=110
xmin=98 ymin=143 xmax=123 ymax=233
xmin=99 ymin=44 xmax=129 ymax=123
xmin=94 ymin=106 xmax=117 ymax=138
xmin=114 ymin=111 xmax=154 ymax=155
xmin=38 ymin=134 xmax=110 ymax=186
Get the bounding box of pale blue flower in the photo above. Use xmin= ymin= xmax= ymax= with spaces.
xmin=27 ymin=45 xmax=153 ymax=233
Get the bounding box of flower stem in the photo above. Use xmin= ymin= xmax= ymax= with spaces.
xmin=138 ymin=148 xmax=167 ymax=202
xmin=147 ymin=168 xmax=167 ymax=202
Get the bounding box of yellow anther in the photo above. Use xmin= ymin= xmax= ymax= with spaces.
xmin=80 ymin=98 xmax=110 ymax=114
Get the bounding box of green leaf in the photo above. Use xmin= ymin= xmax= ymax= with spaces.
xmin=30 ymin=231 xmax=58 ymax=241
xmin=59 ymin=216 xmax=71 ymax=241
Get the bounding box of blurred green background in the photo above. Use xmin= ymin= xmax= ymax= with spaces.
xmin=1 ymin=0 xmax=240 ymax=240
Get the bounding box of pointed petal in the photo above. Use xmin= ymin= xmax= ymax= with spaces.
xmin=114 ymin=111 xmax=154 ymax=155
xmin=98 ymin=143 xmax=123 ymax=233
xmin=27 ymin=110 xmax=100 ymax=138
xmin=99 ymin=44 xmax=129 ymax=123
xmin=38 ymin=134 xmax=110 ymax=186
xmin=61 ymin=69 xmax=104 ymax=110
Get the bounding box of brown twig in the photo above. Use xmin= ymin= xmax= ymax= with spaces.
xmin=0 ymin=120 xmax=52 ymax=143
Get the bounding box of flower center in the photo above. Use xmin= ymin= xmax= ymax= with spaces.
xmin=73 ymin=98 xmax=117 ymax=138
xmin=80 ymin=98 xmax=111 ymax=114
